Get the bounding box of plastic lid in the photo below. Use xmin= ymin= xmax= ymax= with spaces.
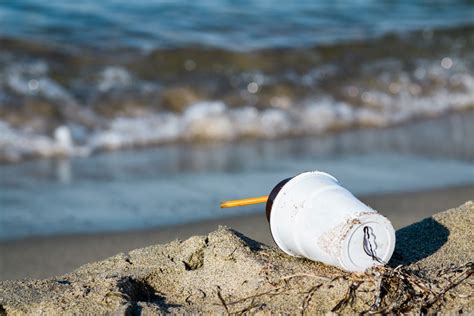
xmin=265 ymin=177 xmax=292 ymax=222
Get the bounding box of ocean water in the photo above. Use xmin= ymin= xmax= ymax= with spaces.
xmin=1 ymin=2 xmax=474 ymax=239
xmin=2 ymin=0 xmax=474 ymax=50
xmin=1 ymin=113 xmax=474 ymax=240
xmin=1 ymin=1 xmax=474 ymax=161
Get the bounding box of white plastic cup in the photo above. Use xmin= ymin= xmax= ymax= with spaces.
xmin=265 ymin=171 xmax=395 ymax=272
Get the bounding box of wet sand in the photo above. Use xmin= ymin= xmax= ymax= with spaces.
xmin=0 ymin=185 xmax=473 ymax=281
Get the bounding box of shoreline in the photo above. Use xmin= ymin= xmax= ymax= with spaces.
xmin=1 ymin=109 xmax=472 ymax=165
xmin=1 ymin=184 xmax=472 ymax=281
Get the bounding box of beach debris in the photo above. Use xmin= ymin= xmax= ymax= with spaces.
xmin=221 ymin=171 xmax=396 ymax=272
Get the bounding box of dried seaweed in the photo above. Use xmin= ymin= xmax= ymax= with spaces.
xmin=210 ymin=262 xmax=473 ymax=314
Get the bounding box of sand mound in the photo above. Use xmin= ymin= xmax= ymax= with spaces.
xmin=1 ymin=202 xmax=473 ymax=314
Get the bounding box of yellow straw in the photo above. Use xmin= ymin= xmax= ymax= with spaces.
xmin=220 ymin=195 xmax=269 ymax=208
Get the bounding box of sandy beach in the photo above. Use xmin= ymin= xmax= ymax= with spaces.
xmin=1 ymin=184 xmax=472 ymax=281
xmin=1 ymin=200 xmax=472 ymax=314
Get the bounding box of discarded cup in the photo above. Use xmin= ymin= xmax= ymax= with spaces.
xmin=265 ymin=171 xmax=396 ymax=272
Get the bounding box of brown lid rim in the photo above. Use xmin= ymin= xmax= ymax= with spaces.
xmin=265 ymin=177 xmax=292 ymax=223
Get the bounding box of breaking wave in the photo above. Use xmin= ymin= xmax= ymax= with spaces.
xmin=1 ymin=25 xmax=474 ymax=162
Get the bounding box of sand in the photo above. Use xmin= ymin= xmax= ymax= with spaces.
xmin=1 ymin=185 xmax=472 ymax=281
xmin=0 ymin=201 xmax=473 ymax=314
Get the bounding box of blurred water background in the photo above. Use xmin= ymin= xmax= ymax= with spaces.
xmin=1 ymin=1 xmax=474 ymax=239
